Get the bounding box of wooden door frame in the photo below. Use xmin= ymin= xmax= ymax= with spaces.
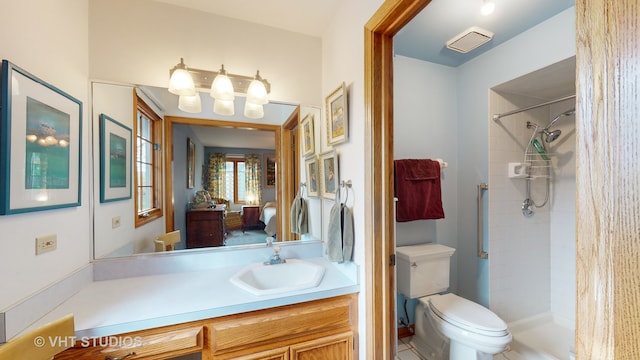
xmin=365 ymin=0 xmax=640 ymax=358
xmin=364 ymin=1 xmax=432 ymax=357
xmin=281 ymin=107 xmax=301 ymax=241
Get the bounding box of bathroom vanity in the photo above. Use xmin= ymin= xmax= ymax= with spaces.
xmin=6 ymin=244 xmax=359 ymax=360
xmin=53 ymin=294 xmax=357 ymax=359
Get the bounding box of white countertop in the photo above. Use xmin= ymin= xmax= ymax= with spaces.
xmin=29 ymin=256 xmax=359 ymax=338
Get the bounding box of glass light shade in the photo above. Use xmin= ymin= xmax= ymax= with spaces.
xmin=210 ymin=73 xmax=235 ymax=101
xmin=244 ymin=101 xmax=264 ymax=119
xmin=481 ymin=0 xmax=495 ymax=15
xmin=178 ymin=93 xmax=202 ymax=113
xmin=168 ymin=68 xmax=196 ymax=96
xmin=246 ymin=79 xmax=268 ymax=105
xmin=214 ymin=99 xmax=235 ymax=116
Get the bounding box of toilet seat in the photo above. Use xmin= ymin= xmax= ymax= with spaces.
xmin=425 ymin=293 xmax=508 ymax=337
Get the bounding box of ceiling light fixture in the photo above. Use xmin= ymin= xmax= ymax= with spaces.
xmin=481 ymin=0 xmax=495 ymax=15
xmin=168 ymin=59 xmax=271 ymax=118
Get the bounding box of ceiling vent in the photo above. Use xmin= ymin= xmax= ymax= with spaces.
xmin=446 ymin=26 xmax=494 ymax=53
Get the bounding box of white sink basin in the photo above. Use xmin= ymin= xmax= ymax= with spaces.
xmin=230 ymin=259 xmax=325 ymax=296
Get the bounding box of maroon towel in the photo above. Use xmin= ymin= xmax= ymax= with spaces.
xmin=394 ymin=159 xmax=445 ymax=221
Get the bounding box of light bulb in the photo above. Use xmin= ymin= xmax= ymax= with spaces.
xmin=481 ymin=0 xmax=495 ymax=15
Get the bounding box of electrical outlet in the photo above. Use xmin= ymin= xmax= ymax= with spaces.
xmin=36 ymin=234 xmax=57 ymax=255
xmin=112 ymin=216 xmax=121 ymax=229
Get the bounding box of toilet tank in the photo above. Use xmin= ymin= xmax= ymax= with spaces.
xmin=396 ymin=243 xmax=456 ymax=299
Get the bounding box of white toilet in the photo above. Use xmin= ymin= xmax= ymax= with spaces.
xmin=396 ymin=243 xmax=512 ymax=360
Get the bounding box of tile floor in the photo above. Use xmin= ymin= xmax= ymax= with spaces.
xmin=395 ymin=337 xmax=526 ymax=360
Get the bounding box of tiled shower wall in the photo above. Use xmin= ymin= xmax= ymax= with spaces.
xmin=488 ymin=92 xmax=576 ymax=325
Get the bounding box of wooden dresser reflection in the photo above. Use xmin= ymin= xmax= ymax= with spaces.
xmin=186 ymin=209 xmax=225 ymax=248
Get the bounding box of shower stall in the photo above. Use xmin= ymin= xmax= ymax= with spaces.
xmin=488 ymin=57 xmax=576 ymax=359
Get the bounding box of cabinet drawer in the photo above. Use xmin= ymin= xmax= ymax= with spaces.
xmin=54 ymin=325 xmax=203 ymax=360
xmin=188 ymin=210 xmax=223 ymax=220
xmin=209 ymin=296 xmax=354 ymax=354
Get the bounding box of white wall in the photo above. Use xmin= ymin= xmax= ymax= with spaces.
xmin=92 ymin=84 xmax=166 ymax=258
xmin=0 ymin=0 xmax=90 ymax=310
xmin=89 ymin=0 xmax=322 ymax=107
xmin=548 ymin=100 xmax=576 ymax=326
xmin=321 ymin=0 xmax=384 ymax=357
xmin=456 ymin=7 xmax=576 ymax=308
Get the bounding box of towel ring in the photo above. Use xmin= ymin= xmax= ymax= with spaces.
xmin=298 ymin=182 xmax=306 ymax=197
xmin=336 ymin=180 xmax=352 ymax=205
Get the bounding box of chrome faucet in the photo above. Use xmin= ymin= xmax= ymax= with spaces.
xmin=265 ymin=245 xmax=286 ymax=265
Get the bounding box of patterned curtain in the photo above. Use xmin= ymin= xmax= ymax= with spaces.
xmin=245 ymin=154 xmax=262 ymax=205
xmin=207 ymin=152 xmax=226 ymax=198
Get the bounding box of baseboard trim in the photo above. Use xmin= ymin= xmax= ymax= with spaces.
xmin=398 ymin=325 xmax=415 ymax=339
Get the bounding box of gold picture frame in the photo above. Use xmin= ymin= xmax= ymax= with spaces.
xmin=301 ymin=113 xmax=315 ymax=157
xmin=325 ymin=82 xmax=349 ymax=146
xmin=264 ymin=153 xmax=276 ymax=188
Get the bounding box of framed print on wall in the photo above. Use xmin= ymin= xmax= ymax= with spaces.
xmin=0 ymin=60 xmax=83 ymax=214
xmin=325 ymin=82 xmax=349 ymax=146
xmin=301 ymin=113 xmax=315 ymax=157
xmin=264 ymin=153 xmax=276 ymax=188
xmin=99 ymin=114 xmax=132 ymax=203
xmin=305 ymin=156 xmax=320 ymax=198
xmin=187 ymin=138 xmax=195 ymax=189
xmin=319 ymin=151 xmax=339 ymax=200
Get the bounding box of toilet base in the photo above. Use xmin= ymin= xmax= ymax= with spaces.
xmin=411 ymin=299 xmax=448 ymax=360
xmin=450 ymin=341 xmax=493 ymax=360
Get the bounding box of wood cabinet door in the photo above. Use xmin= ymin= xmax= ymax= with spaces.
xmin=289 ymin=332 xmax=353 ymax=360
xmin=228 ymin=346 xmax=290 ymax=360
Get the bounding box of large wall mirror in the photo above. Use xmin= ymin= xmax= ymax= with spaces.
xmin=92 ymin=82 xmax=323 ymax=259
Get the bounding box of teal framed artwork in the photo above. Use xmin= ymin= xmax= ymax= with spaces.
xmin=99 ymin=114 xmax=132 ymax=202
xmin=0 ymin=60 xmax=83 ymax=214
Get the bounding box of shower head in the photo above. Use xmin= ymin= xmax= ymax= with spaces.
xmin=542 ymin=108 xmax=575 ymax=142
xmin=543 ymin=128 xmax=562 ymax=142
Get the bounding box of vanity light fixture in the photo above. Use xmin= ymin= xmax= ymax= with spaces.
xmin=168 ymin=59 xmax=271 ymax=118
xmin=481 ymin=0 xmax=495 ymax=15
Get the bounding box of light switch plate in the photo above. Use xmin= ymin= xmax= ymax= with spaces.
xmin=36 ymin=234 xmax=57 ymax=255
xmin=112 ymin=216 xmax=121 ymax=229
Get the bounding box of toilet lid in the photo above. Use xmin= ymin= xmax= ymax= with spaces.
xmin=428 ymin=294 xmax=508 ymax=336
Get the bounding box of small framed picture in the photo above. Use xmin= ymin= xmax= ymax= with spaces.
xmin=305 ymin=156 xmax=320 ymax=197
xmin=0 ymin=60 xmax=83 ymax=214
xmin=264 ymin=153 xmax=276 ymax=188
xmin=187 ymin=138 xmax=195 ymax=189
xmin=319 ymin=150 xmax=339 ymax=200
xmin=325 ymin=82 xmax=348 ymax=146
xmin=99 ymin=114 xmax=132 ymax=203
xmin=300 ymin=113 xmax=315 ymax=157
